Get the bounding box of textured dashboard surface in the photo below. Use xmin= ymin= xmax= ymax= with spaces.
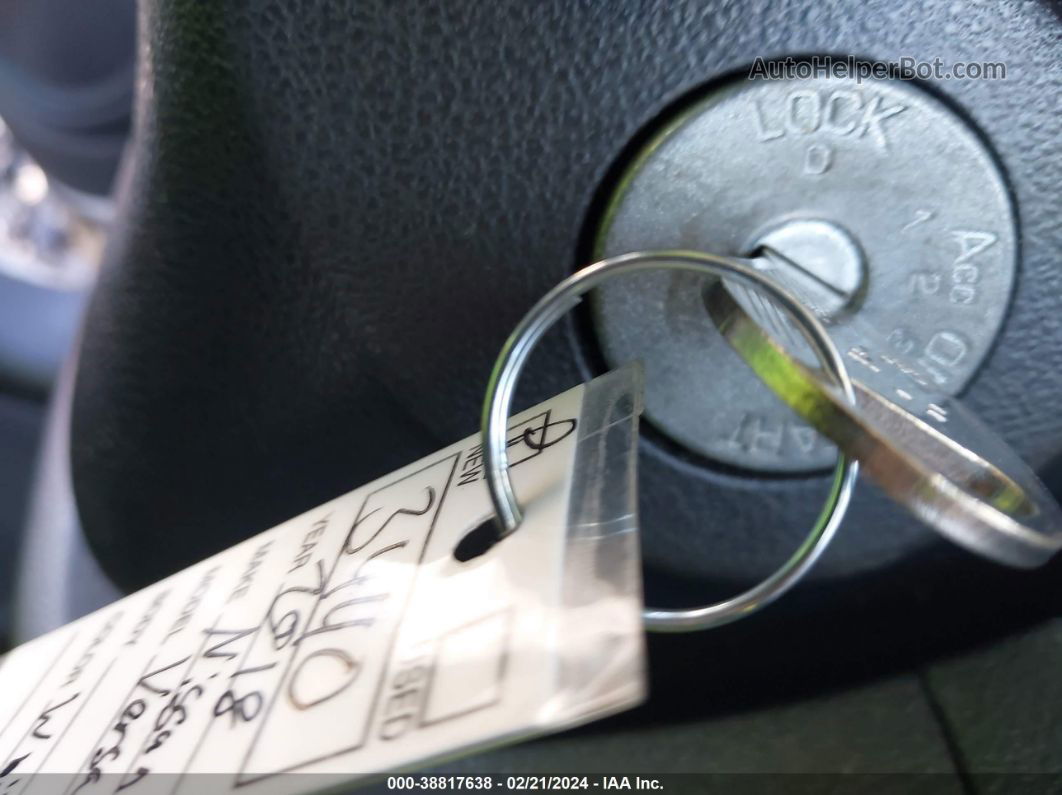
xmin=0 ymin=393 xmax=43 ymax=647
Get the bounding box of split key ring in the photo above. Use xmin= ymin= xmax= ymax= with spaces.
xmin=480 ymin=250 xmax=859 ymax=633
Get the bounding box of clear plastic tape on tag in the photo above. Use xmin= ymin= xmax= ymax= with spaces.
xmin=0 ymin=368 xmax=646 ymax=794
xmin=548 ymin=365 xmax=645 ymax=728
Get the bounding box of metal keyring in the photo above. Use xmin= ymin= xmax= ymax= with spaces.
xmin=480 ymin=250 xmax=859 ymax=632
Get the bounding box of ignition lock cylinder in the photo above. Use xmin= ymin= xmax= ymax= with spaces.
xmin=594 ymin=73 xmax=1016 ymax=474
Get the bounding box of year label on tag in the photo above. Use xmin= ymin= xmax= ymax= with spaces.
xmin=0 ymin=369 xmax=646 ymax=794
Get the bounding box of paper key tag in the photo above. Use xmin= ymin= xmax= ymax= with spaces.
xmin=0 ymin=367 xmax=646 ymax=794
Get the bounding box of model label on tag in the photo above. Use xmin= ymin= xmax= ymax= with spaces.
xmin=0 ymin=373 xmax=646 ymax=794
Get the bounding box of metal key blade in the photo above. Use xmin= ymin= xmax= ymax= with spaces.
xmin=707 ymin=270 xmax=1062 ymax=568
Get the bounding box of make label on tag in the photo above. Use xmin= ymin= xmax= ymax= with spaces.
xmin=0 ymin=368 xmax=646 ymax=794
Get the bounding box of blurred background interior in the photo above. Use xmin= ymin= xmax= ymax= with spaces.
xmin=0 ymin=0 xmax=132 ymax=646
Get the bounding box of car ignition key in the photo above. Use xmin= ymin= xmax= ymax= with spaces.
xmin=703 ymin=252 xmax=1062 ymax=569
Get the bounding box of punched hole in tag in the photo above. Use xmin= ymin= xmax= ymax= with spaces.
xmin=452 ymin=517 xmax=499 ymax=563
